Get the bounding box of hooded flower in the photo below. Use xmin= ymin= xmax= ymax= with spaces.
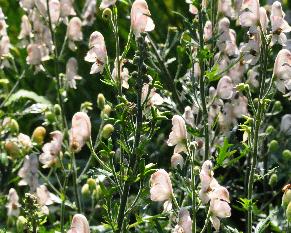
xmin=280 ymin=114 xmax=291 ymax=135
xmin=240 ymin=38 xmax=260 ymax=65
xmin=18 ymin=15 xmax=32 ymax=40
xmin=69 ymin=112 xmax=91 ymax=152
xmin=167 ymin=115 xmax=187 ymax=153
xmin=19 ymin=0 xmax=35 ymax=11
xmin=173 ymin=208 xmax=192 ymax=233
xmin=67 ymin=17 xmax=83 ymax=51
xmin=36 ymin=185 xmax=61 ymax=215
xmin=218 ymin=0 xmax=235 ymax=19
xmin=6 ymin=188 xmax=21 ymax=217
xmin=67 ymin=214 xmax=90 ymax=233
xmin=217 ymin=76 xmax=234 ymax=99
xmin=18 ymin=154 xmax=39 ymax=192
xmin=171 ymin=153 xmax=184 ymax=169
xmin=273 ymin=49 xmax=291 ymax=93
xmin=26 ymin=43 xmax=50 ymax=71
xmin=239 ymin=0 xmax=260 ymax=27
xmin=112 ymin=58 xmax=130 ymax=89
xmin=203 ymin=20 xmax=212 ymax=42
xmin=150 ymin=169 xmax=173 ymax=211
xmin=130 ymin=0 xmax=155 ymax=37
xmin=39 ymin=131 xmax=63 ymax=168
xmin=183 ymin=106 xmax=195 ymax=127
xmin=65 ymin=57 xmax=82 ymax=89
xmin=100 ymin=0 xmax=117 ymax=9
xmin=141 ymin=83 xmax=163 ymax=107
xmin=49 ymin=0 xmax=61 ymax=24
xmin=60 ymin=0 xmax=76 ymax=20
xmin=209 ymin=198 xmax=231 ymax=232
xmin=82 ymin=0 xmax=96 ymax=26
xmin=85 ymin=31 xmax=107 ymax=74
xmin=270 ymin=1 xmax=291 ymax=46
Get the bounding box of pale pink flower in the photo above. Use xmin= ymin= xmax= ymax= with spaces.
xmin=35 ymin=0 xmax=47 ymax=17
xmin=36 ymin=185 xmax=61 ymax=215
xmin=203 ymin=20 xmax=212 ymax=42
xmin=67 ymin=214 xmax=90 ymax=233
xmin=0 ymin=8 xmax=7 ymax=36
xmin=49 ymin=0 xmax=61 ymax=24
xmin=173 ymin=208 xmax=192 ymax=233
xmin=246 ymin=67 xmax=259 ymax=88
xmin=69 ymin=112 xmax=91 ymax=152
xmin=18 ymin=154 xmax=39 ymax=192
xmin=280 ymin=114 xmax=291 ymax=135
xmin=232 ymin=94 xmax=248 ymax=118
xmin=239 ymin=0 xmax=260 ymax=27
xmin=19 ymin=0 xmax=35 ymax=11
xmin=171 ymin=153 xmax=184 ymax=169
xmin=26 ymin=43 xmax=49 ymax=66
xmin=200 ymin=160 xmax=214 ymax=192
xmin=39 ymin=131 xmax=63 ymax=168
xmin=67 ymin=17 xmax=83 ymax=51
xmin=188 ymin=4 xmax=198 ymax=15
xmin=240 ymin=39 xmax=260 ymax=65
xmin=228 ymin=61 xmax=245 ymax=85
xmin=18 ymin=15 xmax=32 ymax=40
xmin=218 ymin=0 xmax=235 ymax=19
xmin=167 ymin=115 xmax=187 ymax=153
xmin=85 ymin=31 xmax=107 ymax=74
xmin=270 ymin=2 xmax=291 ymax=46
xmin=210 ymin=198 xmax=231 ymax=232
xmin=60 ymin=0 xmax=76 ymax=18
xmin=100 ymin=0 xmax=117 ymax=9
xmin=112 ymin=58 xmax=130 ymax=89
xmin=141 ymin=83 xmax=163 ymax=107
xmin=130 ymin=0 xmax=155 ymax=37
xmin=273 ymin=49 xmax=291 ymax=93
xmin=82 ymin=0 xmax=96 ymax=26
xmin=65 ymin=57 xmax=82 ymax=89
xmin=0 ymin=35 xmax=11 ymax=68
xmin=18 ymin=133 xmax=33 ymax=151
xmin=150 ymin=169 xmax=173 ymax=207
xmin=183 ymin=106 xmax=194 ymax=127
xmin=259 ymin=7 xmax=269 ymax=33
xmin=6 ymin=188 xmax=21 ymax=217
xmin=217 ymin=76 xmax=234 ymax=100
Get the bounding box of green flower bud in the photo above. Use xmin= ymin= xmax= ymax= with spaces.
xmin=45 ymin=111 xmax=55 ymax=123
xmin=81 ymin=183 xmax=90 ymax=197
xmin=282 ymin=185 xmax=291 ymax=208
xmin=265 ymin=125 xmax=275 ymax=135
xmin=97 ymin=93 xmax=106 ymax=110
xmin=102 ymin=8 xmax=112 ymax=20
xmin=268 ymin=140 xmax=279 ymax=153
xmin=8 ymin=119 xmax=19 ymax=134
xmin=53 ymin=104 xmax=62 ymax=116
xmin=16 ymin=216 xmax=27 ymax=232
xmin=4 ymin=141 xmax=20 ymax=158
xmin=268 ymin=174 xmax=278 ymax=188
xmin=93 ymin=185 xmax=102 ymax=200
xmin=102 ymin=124 xmax=114 ymax=139
xmin=31 ymin=126 xmax=46 ymax=145
xmin=0 ymin=153 xmax=8 ymax=166
xmin=101 ymin=104 xmax=112 ymax=118
xmin=274 ymin=101 xmax=282 ymax=112
xmin=193 ymin=166 xmax=200 ymax=175
xmin=87 ymin=178 xmax=97 ymax=191
xmin=287 ymin=202 xmax=291 ymax=222
xmin=283 ymin=149 xmax=291 ymax=160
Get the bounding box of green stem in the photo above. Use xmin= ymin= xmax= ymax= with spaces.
xmin=71 ymin=152 xmax=82 ymax=212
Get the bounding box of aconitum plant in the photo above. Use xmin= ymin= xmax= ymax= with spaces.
xmin=0 ymin=0 xmax=291 ymax=232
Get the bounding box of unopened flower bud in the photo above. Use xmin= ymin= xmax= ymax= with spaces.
xmin=87 ymin=178 xmax=97 ymax=191
xmin=16 ymin=216 xmax=27 ymax=232
xmin=274 ymin=101 xmax=282 ymax=112
xmin=54 ymin=104 xmax=62 ymax=116
xmin=265 ymin=125 xmax=275 ymax=135
xmin=103 ymin=104 xmax=111 ymax=115
xmin=268 ymin=174 xmax=278 ymax=188
xmin=93 ymin=185 xmax=102 ymax=200
xmin=102 ymin=124 xmax=114 ymax=139
xmin=4 ymin=141 xmax=20 ymax=157
xmin=4 ymin=118 xmax=19 ymax=134
xmin=193 ymin=166 xmax=200 ymax=175
xmin=0 ymin=153 xmax=8 ymax=166
xmin=81 ymin=183 xmax=90 ymax=197
xmin=171 ymin=153 xmax=184 ymax=169
xmin=45 ymin=111 xmax=55 ymax=123
xmin=97 ymin=93 xmax=105 ymax=109
xmin=283 ymin=150 xmax=291 ymax=160
xmin=282 ymin=184 xmax=291 ymax=208
xmin=32 ymin=126 xmax=46 ymax=145
xmin=268 ymin=140 xmax=279 ymax=153
xmin=102 ymin=8 xmax=112 ymax=20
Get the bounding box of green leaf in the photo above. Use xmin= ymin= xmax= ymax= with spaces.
xmin=4 ymin=89 xmax=51 ymax=106
xmin=215 ymin=139 xmax=237 ymax=168
xmin=254 ymin=211 xmax=277 ymax=233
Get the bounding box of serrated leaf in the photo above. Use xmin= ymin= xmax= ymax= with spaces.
xmin=215 ymin=139 xmax=237 ymax=168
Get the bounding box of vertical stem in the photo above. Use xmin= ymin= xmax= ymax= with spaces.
xmin=72 ymin=152 xmax=82 ymax=212
xmin=197 ymin=1 xmax=209 ymax=161
xmin=191 ymin=154 xmax=196 ymax=233
xmin=116 ymin=36 xmax=145 ymax=233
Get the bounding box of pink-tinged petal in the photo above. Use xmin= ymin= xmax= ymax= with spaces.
xmin=217 ymin=76 xmax=234 ymax=99
xmin=150 ymin=169 xmax=173 ymax=202
xmin=67 ymin=214 xmax=90 ymax=233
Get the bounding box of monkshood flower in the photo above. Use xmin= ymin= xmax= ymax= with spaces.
xmin=0 ymin=8 xmax=7 ymax=36
xmin=218 ymin=0 xmax=235 ymax=19
xmin=141 ymin=83 xmax=163 ymax=107
xmin=273 ymin=49 xmax=291 ymax=94
xmin=171 ymin=153 xmax=184 ymax=169
xmin=49 ymin=0 xmax=61 ymax=25
xmin=67 ymin=17 xmax=83 ymax=51
xmin=85 ymin=31 xmax=107 ymax=74
xmin=131 ymin=0 xmax=155 ymax=37
xmin=270 ymin=1 xmax=291 ymax=46
xmin=65 ymin=57 xmax=82 ymax=89
xmin=280 ymin=114 xmax=291 ymax=136
xmin=26 ymin=43 xmax=50 ymax=72
xmin=112 ymin=58 xmax=130 ymax=89
xmin=217 ymin=76 xmax=234 ymax=100
xmin=239 ymin=0 xmax=260 ymax=27
xmin=39 ymin=131 xmax=63 ymax=168
xmin=60 ymin=0 xmax=76 ymax=19
xmin=100 ymin=0 xmax=117 ymax=9
xmin=240 ymin=38 xmax=260 ymax=65
xmin=172 ymin=208 xmax=192 ymax=233
xmin=82 ymin=0 xmax=96 ymax=26
xmin=183 ymin=106 xmax=195 ymax=127
xmin=67 ymin=214 xmax=90 ymax=233
xmin=259 ymin=7 xmax=269 ymax=33
xmin=6 ymin=188 xmax=21 ymax=217
xmin=36 ymin=185 xmax=61 ymax=215
xmin=203 ymin=20 xmax=212 ymax=42
xmin=19 ymin=0 xmax=34 ymax=11
xmin=18 ymin=154 xmax=39 ymax=192
xmin=150 ymin=169 xmax=173 ymax=211
xmin=69 ymin=112 xmax=91 ymax=152
xmin=18 ymin=15 xmax=32 ymax=40
xmin=210 ymin=197 xmax=231 ymax=232
xmin=167 ymin=115 xmax=187 ymax=153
